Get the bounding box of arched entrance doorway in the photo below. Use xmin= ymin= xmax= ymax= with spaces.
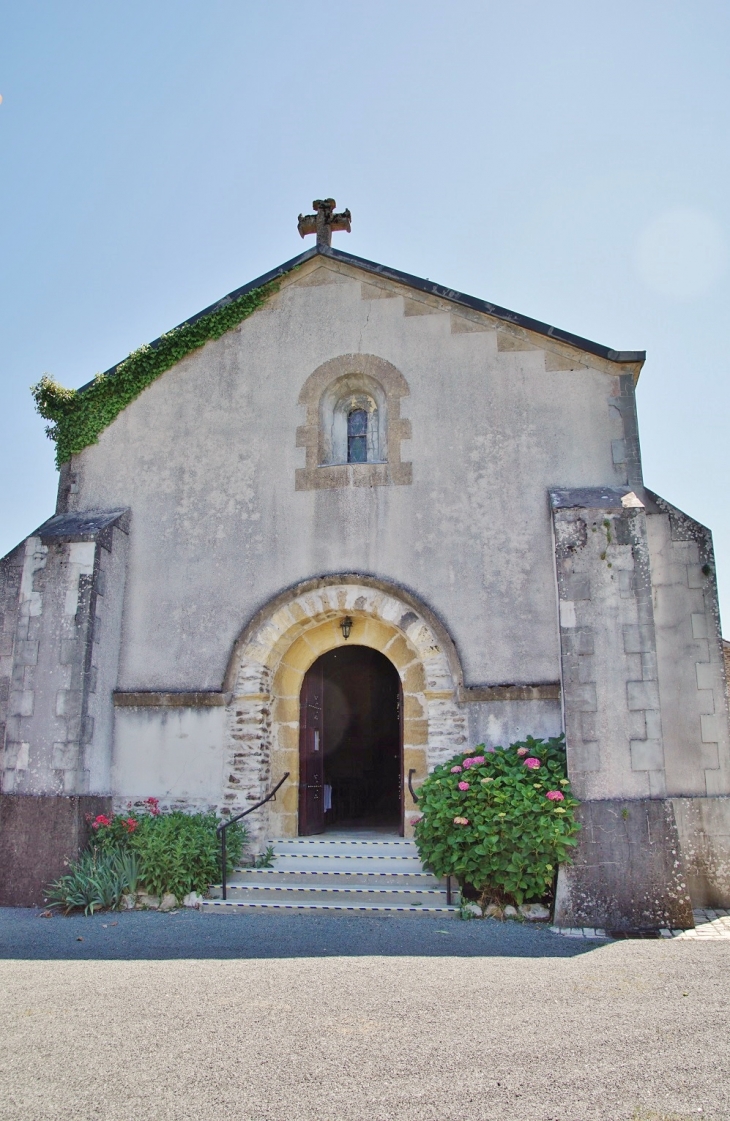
xmin=223 ymin=577 xmax=468 ymax=841
xmin=299 ymin=646 xmax=402 ymax=835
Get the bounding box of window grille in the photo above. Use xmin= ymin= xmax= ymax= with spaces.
xmin=347 ymin=408 xmax=368 ymax=463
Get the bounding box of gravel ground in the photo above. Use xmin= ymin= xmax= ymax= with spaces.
xmin=0 ymin=907 xmax=727 ymax=1121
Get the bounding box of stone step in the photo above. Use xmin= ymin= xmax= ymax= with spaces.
xmin=271 ymin=838 xmax=418 ymax=856
xmin=270 ymin=855 xmax=424 ymax=873
xmin=208 ymin=883 xmax=451 ymax=904
xmin=204 ymin=834 xmax=455 ymax=917
xmin=226 ymin=868 xmax=444 ymax=888
xmin=201 ymin=898 xmax=460 ymax=917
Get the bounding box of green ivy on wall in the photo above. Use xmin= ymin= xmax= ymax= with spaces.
xmin=32 ymin=279 xmax=279 ymax=466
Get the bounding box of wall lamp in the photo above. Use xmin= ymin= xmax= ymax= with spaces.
xmin=340 ymin=616 xmax=354 ymax=640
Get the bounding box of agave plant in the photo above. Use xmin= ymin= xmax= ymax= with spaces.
xmin=46 ymin=848 xmax=140 ymax=915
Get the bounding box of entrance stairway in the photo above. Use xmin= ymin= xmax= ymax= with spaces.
xmin=202 ymin=835 xmax=460 ymax=917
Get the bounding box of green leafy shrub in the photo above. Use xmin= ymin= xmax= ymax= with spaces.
xmin=46 ymin=848 xmax=139 ymax=915
xmin=125 ymin=810 xmax=245 ymax=900
xmin=92 ymin=803 xmax=246 ymax=900
xmin=414 ymin=735 xmax=580 ymax=909
xmin=48 ymin=805 xmax=246 ymax=912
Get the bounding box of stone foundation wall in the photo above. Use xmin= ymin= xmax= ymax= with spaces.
xmin=554 ymin=798 xmax=694 ymax=931
xmin=0 ymin=792 xmax=112 ymax=906
xmin=672 ymin=796 xmax=730 ymax=907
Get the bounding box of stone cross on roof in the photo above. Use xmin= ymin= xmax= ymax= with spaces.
xmin=297 ymin=198 xmax=352 ymax=247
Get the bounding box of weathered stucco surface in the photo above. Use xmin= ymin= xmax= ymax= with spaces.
xmin=64 ymin=258 xmax=632 ymax=694
xmin=111 ymin=707 xmax=226 ymax=810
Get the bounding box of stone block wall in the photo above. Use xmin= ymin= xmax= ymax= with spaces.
xmin=0 ymin=512 xmax=129 ymax=797
xmin=551 ymin=487 xmax=667 ymax=800
xmin=671 ymin=796 xmax=730 ymax=908
xmin=646 ymin=492 xmax=730 ymax=797
xmin=551 ymin=485 xmax=730 ymax=919
xmin=0 ymin=542 xmax=25 ymax=787
xmin=0 ymin=511 xmax=129 ymax=904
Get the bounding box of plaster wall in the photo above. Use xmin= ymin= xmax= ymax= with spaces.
xmin=466 ymin=699 xmax=562 ymax=749
xmin=64 ymin=259 xmax=634 ymax=696
xmin=111 ymin=706 xmax=226 ymax=809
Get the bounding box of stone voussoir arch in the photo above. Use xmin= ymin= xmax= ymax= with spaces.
xmin=221 ymin=576 xmax=467 ymax=840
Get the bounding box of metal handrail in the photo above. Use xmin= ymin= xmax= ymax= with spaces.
xmin=407 ymin=768 xmax=419 ymax=804
xmin=217 ymin=772 xmax=289 ymax=900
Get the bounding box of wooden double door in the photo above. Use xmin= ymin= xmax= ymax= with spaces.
xmin=298 ymin=645 xmax=402 ymax=835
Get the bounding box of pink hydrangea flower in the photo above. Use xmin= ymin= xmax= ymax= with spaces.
xmin=457 ymin=781 xmax=470 ymax=791
xmin=450 ymin=765 xmax=463 ymax=773
xmin=485 ymin=746 xmax=496 ymax=753
xmin=453 ymin=816 xmax=469 ymax=825
xmin=524 ymin=757 xmax=541 ymax=770
xmin=516 ymin=748 xmax=529 ymax=757
xmin=471 ymin=755 xmax=485 ymax=765
xmin=462 ymin=758 xmax=475 ymax=768
xmin=546 ymin=790 xmax=565 ymax=801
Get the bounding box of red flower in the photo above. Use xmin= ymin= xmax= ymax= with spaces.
xmin=91 ymin=814 xmax=111 ymax=830
xmin=143 ymin=797 xmax=161 ymax=816
xmin=124 ymin=817 xmax=139 ymax=832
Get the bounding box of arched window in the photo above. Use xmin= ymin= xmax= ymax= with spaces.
xmin=295 ymin=354 xmax=413 ymax=490
xmin=317 ymin=377 xmax=385 ymax=466
xmin=347 ymin=408 xmax=368 ymax=463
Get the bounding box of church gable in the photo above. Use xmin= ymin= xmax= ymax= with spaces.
xmin=30 ymin=244 xmax=644 ymax=470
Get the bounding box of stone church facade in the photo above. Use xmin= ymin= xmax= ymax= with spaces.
xmin=1 ymin=229 xmax=729 ymax=927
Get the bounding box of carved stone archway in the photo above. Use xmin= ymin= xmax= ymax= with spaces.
xmin=222 ymin=578 xmax=467 ymax=841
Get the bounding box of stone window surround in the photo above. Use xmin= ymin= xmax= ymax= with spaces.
xmin=295 ymin=354 xmax=412 ymax=490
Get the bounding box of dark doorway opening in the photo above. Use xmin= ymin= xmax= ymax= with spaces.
xmin=298 ymin=646 xmax=402 ymax=835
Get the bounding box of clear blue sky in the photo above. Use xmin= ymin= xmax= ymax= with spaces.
xmin=1 ymin=2 xmax=728 ymax=621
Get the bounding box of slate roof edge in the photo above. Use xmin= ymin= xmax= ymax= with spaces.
xmin=80 ymin=243 xmax=644 ymax=392
xmin=320 ymin=247 xmax=646 ymax=366
xmin=33 ymin=508 xmax=131 ymax=541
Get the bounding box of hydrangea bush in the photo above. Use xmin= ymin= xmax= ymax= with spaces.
xmin=414 ymin=735 xmax=580 ymax=910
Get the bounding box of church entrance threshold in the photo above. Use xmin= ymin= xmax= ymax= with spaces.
xmin=298 ymin=646 xmax=402 ymax=836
